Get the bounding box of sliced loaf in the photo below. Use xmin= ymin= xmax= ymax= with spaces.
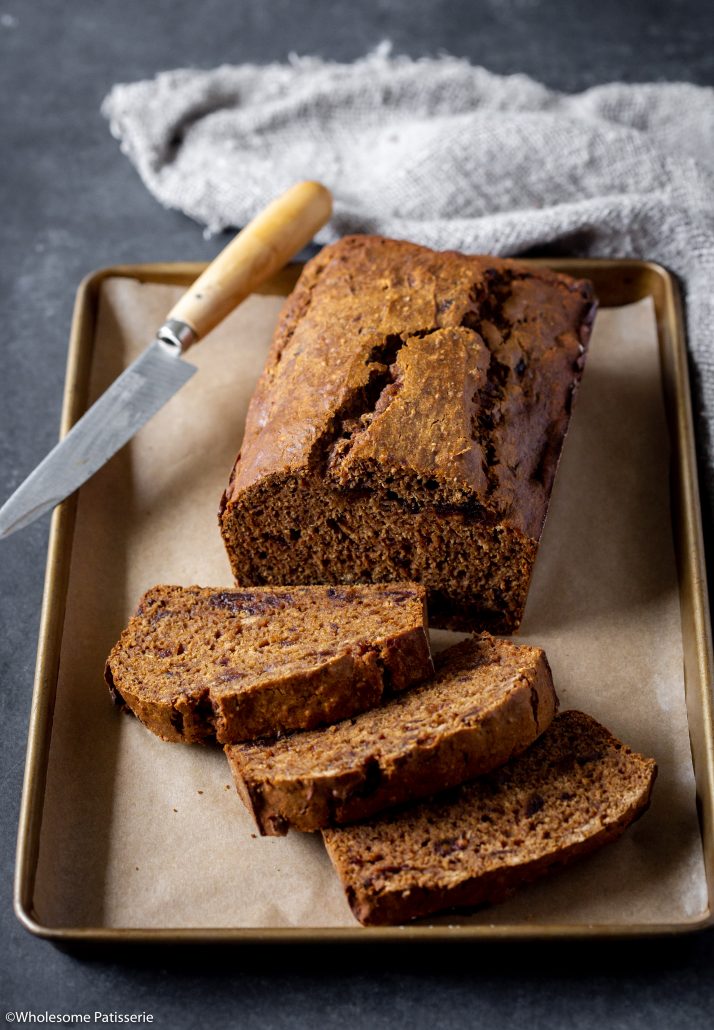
xmin=105 ymin=583 xmax=432 ymax=744
xmin=322 ymin=710 xmax=657 ymax=926
xmin=226 ymin=634 xmax=557 ymax=834
xmin=220 ymin=236 xmax=596 ymax=633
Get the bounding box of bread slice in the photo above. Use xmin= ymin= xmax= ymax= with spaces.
xmin=322 ymin=711 xmax=657 ymax=926
xmin=226 ymin=634 xmax=557 ymax=834
xmin=105 ymin=584 xmax=432 ymax=744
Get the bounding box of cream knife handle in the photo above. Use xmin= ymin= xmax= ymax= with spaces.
xmin=162 ymin=180 xmax=332 ymax=347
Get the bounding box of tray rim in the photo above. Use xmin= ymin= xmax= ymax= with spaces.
xmin=14 ymin=257 xmax=714 ymax=943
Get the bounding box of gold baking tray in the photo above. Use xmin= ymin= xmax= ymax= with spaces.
xmin=13 ymin=259 xmax=714 ymax=943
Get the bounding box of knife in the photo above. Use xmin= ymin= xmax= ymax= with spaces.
xmin=0 ymin=181 xmax=332 ymax=539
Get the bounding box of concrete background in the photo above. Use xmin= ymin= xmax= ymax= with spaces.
xmin=1 ymin=0 xmax=713 ymax=1025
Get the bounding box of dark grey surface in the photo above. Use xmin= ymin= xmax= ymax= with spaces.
xmin=1 ymin=0 xmax=713 ymax=1025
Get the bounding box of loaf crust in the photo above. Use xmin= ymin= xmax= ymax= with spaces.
xmin=322 ymin=711 xmax=656 ymax=926
xmin=220 ymin=235 xmax=596 ymax=632
xmin=226 ymin=634 xmax=557 ymax=835
xmin=105 ymin=584 xmax=432 ymax=744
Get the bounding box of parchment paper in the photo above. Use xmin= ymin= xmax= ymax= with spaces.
xmin=32 ymin=278 xmax=708 ymax=929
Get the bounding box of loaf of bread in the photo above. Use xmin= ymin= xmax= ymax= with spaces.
xmin=323 ymin=711 xmax=656 ymax=926
xmin=220 ymin=235 xmax=596 ymax=632
xmin=105 ymin=583 xmax=432 ymax=744
xmin=226 ymin=634 xmax=557 ymax=835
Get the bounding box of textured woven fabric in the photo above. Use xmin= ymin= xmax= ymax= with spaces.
xmin=102 ymin=46 xmax=714 ymax=509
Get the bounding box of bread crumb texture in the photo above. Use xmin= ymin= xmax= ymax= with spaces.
xmin=226 ymin=633 xmax=557 ymax=834
xmin=220 ymin=235 xmax=596 ymax=632
xmin=105 ymin=583 xmax=432 ymax=744
xmin=323 ymin=711 xmax=656 ymax=925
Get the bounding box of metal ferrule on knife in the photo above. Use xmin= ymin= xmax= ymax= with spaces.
xmin=156 ymin=319 xmax=198 ymax=355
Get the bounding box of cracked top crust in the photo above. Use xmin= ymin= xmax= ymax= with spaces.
xmin=227 ymin=235 xmax=596 ymax=541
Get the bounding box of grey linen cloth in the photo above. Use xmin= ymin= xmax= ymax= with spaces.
xmin=103 ymin=46 xmax=714 ymax=510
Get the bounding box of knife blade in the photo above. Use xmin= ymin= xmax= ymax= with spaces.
xmin=0 ymin=340 xmax=196 ymax=538
xmin=0 ymin=181 xmax=332 ymax=539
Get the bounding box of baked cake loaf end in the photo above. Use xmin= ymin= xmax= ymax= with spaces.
xmin=220 ymin=235 xmax=596 ymax=631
